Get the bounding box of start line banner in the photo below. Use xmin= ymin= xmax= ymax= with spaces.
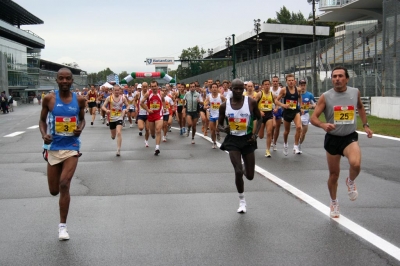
xmin=146 ymin=57 xmax=175 ymax=65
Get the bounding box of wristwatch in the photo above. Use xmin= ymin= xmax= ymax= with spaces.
xmin=363 ymin=123 xmax=370 ymax=128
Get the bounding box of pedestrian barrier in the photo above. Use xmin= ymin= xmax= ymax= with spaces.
xmin=120 ymin=72 xmax=175 ymax=84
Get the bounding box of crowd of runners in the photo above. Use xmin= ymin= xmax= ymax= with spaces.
xmin=40 ymin=66 xmax=373 ymax=240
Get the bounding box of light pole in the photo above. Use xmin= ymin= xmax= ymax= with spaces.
xmin=225 ymin=37 xmax=231 ymax=68
xmin=307 ymin=0 xmax=320 ymax=96
xmin=254 ymin=19 xmax=262 ymax=83
xmin=208 ymin=48 xmax=214 ymax=71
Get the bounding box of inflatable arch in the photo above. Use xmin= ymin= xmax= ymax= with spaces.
xmin=120 ymin=72 xmax=175 ymax=85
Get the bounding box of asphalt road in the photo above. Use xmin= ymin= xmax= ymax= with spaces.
xmin=0 ymin=104 xmax=399 ymax=266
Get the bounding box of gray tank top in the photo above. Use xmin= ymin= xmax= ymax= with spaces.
xmin=323 ymin=86 xmax=359 ymax=136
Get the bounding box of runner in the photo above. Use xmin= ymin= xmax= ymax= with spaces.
xmin=161 ymin=87 xmax=174 ymax=142
xmin=183 ymin=82 xmax=200 ymax=144
xmin=255 ymin=79 xmax=276 ymax=157
xmin=86 ymin=85 xmax=98 ymax=126
xmin=175 ymin=83 xmax=187 ymax=135
xmin=198 ymin=84 xmax=209 ymax=136
xmin=275 ymin=74 xmax=303 ymax=155
xmin=271 ymin=76 xmax=283 ymax=152
xmin=39 ymin=68 xmax=86 ymax=240
xmin=134 ymin=83 xmax=150 ymax=147
xmin=310 ymin=66 xmax=373 ymax=218
xmin=100 ymin=87 xmax=111 ymax=126
xmin=298 ymin=79 xmax=316 ymax=153
xmin=204 ymin=82 xmax=226 ymax=149
xmin=101 ymin=84 xmax=129 ymax=156
xmin=125 ymin=86 xmax=137 ymax=128
xmin=218 ymin=79 xmax=262 ymax=213
xmin=243 ymin=81 xmax=258 ymax=99
xmin=140 ymin=80 xmax=165 ymax=155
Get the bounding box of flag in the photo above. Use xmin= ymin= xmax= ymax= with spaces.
xmin=106 ymin=74 xmax=115 ymax=83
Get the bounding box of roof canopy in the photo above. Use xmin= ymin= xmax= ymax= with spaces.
xmin=0 ymin=0 xmax=43 ymax=26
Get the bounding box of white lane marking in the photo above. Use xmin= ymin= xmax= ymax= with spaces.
xmin=357 ymin=131 xmax=400 ymax=141
xmin=4 ymin=131 xmax=25 ymax=137
xmin=181 ymin=127 xmax=400 ymax=262
xmin=27 ymin=125 xmax=39 ymax=129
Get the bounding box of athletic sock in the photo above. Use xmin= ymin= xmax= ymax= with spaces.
xmin=155 ymin=145 xmax=159 ymax=150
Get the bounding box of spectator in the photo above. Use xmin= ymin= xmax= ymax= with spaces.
xmin=36 ymin=93 xmax=42 ymax=105
xmin=1 ymin=91 xmax=8 ymax=114
xmin=8 ymin=95 xmax=13 ymax=112
xmin=366 ymin=36 xmax=369 ymax=45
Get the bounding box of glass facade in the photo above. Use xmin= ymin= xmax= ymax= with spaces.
xmin=319 ymin=0 xmax=357 ymax=9
xmin=0 ymin=36 xmax=28 ymax=87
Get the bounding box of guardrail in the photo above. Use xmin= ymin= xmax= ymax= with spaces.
xmin=314 ymin=96 xmax=371 ymax=114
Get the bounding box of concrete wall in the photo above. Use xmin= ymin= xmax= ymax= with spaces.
xmin=371 ymin=97 xmax=400 ymax=120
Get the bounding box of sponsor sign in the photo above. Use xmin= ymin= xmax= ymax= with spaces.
xmin=146 ymin=57 xmax=175 ymax=65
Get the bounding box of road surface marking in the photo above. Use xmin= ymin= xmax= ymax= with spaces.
xmin=27 ymin=125 xmax=39 ymax=129
xmin=4 ymin=131 xmax=25 ymax=137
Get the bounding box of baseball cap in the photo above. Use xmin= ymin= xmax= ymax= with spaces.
xmin=137 ymin=84 xmax=142 ymax=88
xmin=299 ymin=79 xmax=306 ymax=84
xmin=244 ymin=81 xmax=248 ymax=85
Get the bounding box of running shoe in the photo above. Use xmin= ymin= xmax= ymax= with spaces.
xmin=182 ymin=127 xmax=186 ymax=134
xmin=191 ymin=139 xmax=195 ymax=144
xmin=106 ymin=123 xmax=109 ymax=127
xmin=129 ymin=124 xmax=133 ymax=128
xmin=212 ymin=143 xmax=217 ymax=149
xmin=237 ymin=200 xmax=247 ymax=213
xmin=122 ymin=121 xmax=126 ymax=127
xmin=265 ymin=150 xmax=271 ymax=158
xmin=116 ymin=150 xmax=120 ymax=157
xmin=168 ymin=126 xmax=172 ymax=132
xmin=163 ymin=136 xmax=167 ymax=142
xmin=298 ymin=143 xmax=302 ymax=154
xmin=151 ymin=135 xmax=155 ymax=139
xmin=330 ymin=202 xmax=340 ymax=218
xmin=346 ymin=177 xmax=358 ymax=201
xmin=85 ymin=109 xmax=88 ymax=113
xmin=91 ymin=122 xmax=93 ymax=126
xmin=216 ymin=133 xmax=221 ymax=141
xmin=283 ymin=144 xmax=288 ymax=156
xmin=139 ymin=131 xmax=143 ymax=136
xmin=102 ymin=117 xmax=105 ymax=124
xmin=145 ymin=141 xmax=149 ymax=147
xmin=273 ymin=143 xmax=277 ymax=151
xmin=58 ymin=225 xmax=70 ymax=241
xmin=154 ymin=149 xmax=160 ymax=156
xmin=180 ymin=128 xmax=183 ymax=135
xmin=293 ymin=145 xmax=301 ymax=154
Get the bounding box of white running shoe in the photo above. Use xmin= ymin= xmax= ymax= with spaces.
xmin=283 ymin=144 xmax=288 ymax=156
xmin=330 ymin=202 xmax=340 ymax=218
xmin=273 ymin=143 xmax=277 ymax=151
xmin=212 ymin=143 xmax=217 ymax=149
xmin=293 ymin=145 xmax=301 ymax=154
xmin=163 ymin=136 xmax=167 ymax=142
xmin=122 ymin=121 xmax=126 ymax=127
xmin=237 ymin=200 xmax=247 ymax=213
xmin=346 ymin=177 xmax=358 ymax=201
xmin=58 ymin=225 xmax=70 ymax=241
xmin=129 ymin=123 xmax=133 ymax=128
xmin=191 ymin=139 xmax=195 ymax=144
xmin=145 ymin=141 xmax=149 ymax=147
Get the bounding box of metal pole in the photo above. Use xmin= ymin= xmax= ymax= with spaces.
xmin=375 ymin=25 xmax=378 ymax=96
xmin=232 ymin=34 xmax=236 ymax=79
xmin=312 ymin=0 xmax=318 ymax=96
xmin=352 ymin=31 xmax=355 ymax=88
xmin=393 ymin=1 xmax=397 ymax=96
xmin=363 ymin=28 xmax=366 ymax=97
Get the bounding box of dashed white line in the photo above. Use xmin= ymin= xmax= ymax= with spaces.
xmin=27 ymin=125 xmax=39 ymax=129
xmin=4 ymin=131 xmax=25 ymax=137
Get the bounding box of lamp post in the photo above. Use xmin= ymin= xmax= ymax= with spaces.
xmin=307 ymin=0 xmax=320 ymax=96
xmin=208 ymin=48 xmax=214 ymax=71
xmin=225 ymin=37 xmax=231 ymax=68
xmin=254 ymin=19 xmax=262 ymax=83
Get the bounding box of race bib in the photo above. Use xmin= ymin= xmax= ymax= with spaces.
xmin=287 ymin=100 xmax=297 ymax=110
xmin=55 ymin=116 xmax=77 ymax=136
xmin=228 ymin=117 xmax=247 ymax=134
xmin=302 ymin=102 xmax=310 ymax=110
xmin=111 ymin=109 xmax=121 ymax=117
xmin=261 ymin=100 xmax=272 ymax=111
xmin=89 ymin=97 xmax=95 ymax=102
xmin=150 ymin=103 xmax=160 ymax=110
xmin=211 ymin=102 xmax=220 ymax=110
xmin=333 ymin=105 xmax=355 ymax=124
xmin=179 ymin=99 xmax=184 ymax=105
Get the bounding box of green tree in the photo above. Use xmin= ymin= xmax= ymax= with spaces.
xmin=176 ymin=46 xmax=206 ymax=80
xmin=266 ymin=6 xmax=307 ymax=25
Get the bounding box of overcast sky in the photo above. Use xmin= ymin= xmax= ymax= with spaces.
xmin=14 ymin=0 xmax=320 ymax=74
